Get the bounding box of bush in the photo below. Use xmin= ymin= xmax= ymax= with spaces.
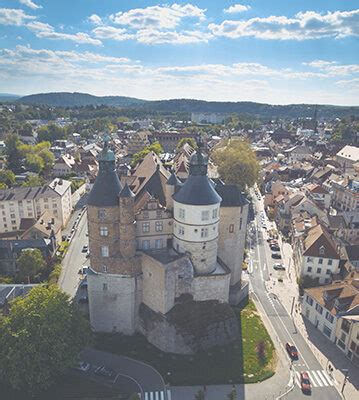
xmin=48 ymin=264 xmax=62 ymax=285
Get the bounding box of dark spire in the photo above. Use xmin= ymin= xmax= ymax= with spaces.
xmin=87 ymin=133 xmax=122 ymax=207
xmin=119 ymin=182 xmax=135 ymax=198
xmin=166 ymin=172 xmax=181 ymax=186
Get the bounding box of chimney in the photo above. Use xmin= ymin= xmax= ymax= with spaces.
xmin=40 ymin=219 xmax=44 ymax=225
xmin=51 ymin=218 xmax=55 ymax=224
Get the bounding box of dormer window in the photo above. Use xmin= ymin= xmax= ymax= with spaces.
xmin=319 ymin=245 xmax=325 ymax=256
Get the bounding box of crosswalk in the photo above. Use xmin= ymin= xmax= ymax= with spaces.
xmin=295 ymin=370 xmax=337 ymax=388
xmin=139 ymin=389 xmax=172 ymax=400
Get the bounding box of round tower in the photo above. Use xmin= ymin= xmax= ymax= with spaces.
xmin=165 ymin=172 xmax=181 ymax=210
xmin=172 ymin=144 xmax=222 ymax=275
xmin=119 ymin=183 xmax=136 ymax=258
xmin=87 ymin=134 xmax=122 ymax=274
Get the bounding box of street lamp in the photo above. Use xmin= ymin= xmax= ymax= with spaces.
xmin=341 ymin=368 xmax=349 ymax=394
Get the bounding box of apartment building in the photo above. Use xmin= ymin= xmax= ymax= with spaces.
xmin=336 ymin=145 xmax=359 ymax=174
xmin=331 ymin=178 xmax=359 ymax=212
xmin=0 ymin=178 xmax=72 ymax=232
xmin=335 ymin=315 xmax=359 ymax=365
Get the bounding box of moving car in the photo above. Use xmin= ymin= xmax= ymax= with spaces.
xmin=300 ymin=371 xmax=311 ymax=394
xmin=272 ymin=252 xmax=282 ymax=259
xmin=286 ymin=342 xmax=298 ymax=359
xmin=75 ymin=361 xmax=91 ymax=372
xmin=273 ymin=263 xmax=285 ymax=271
xmin=94 ymin=366 xmax=115 ymax=378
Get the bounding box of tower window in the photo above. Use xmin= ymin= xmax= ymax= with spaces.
xmin=103 ymin=283 xmax=108 ymax=291
xmin=201 ymin=228 xmax=208 ymax=238
xmin=98 ymin=209 xmax=106 ymax=220
xmin=179 ymin=225 xmax=185 ymax=235
xmin=100 ymin=227 xmax=108 ymax=236
xmin=155 ymin=239 xmax=163 ymax=249
xmin=101 ymin=246 xmax=109 ymax=257
xmin=212 ymin=208 xmax=218 ymax=219
xmin=142 ymin=240 xmax=150 ymax=250
xmin=229 ymin=224 xmax=234 ymax=233
xmin=142 ymin=222 xmax=150 ymax=233
xmin=103 ymin=265 xmax=108 ymax=273
xmin=155 ymin=221 xmax=163 ymax=232
xmin=201 ymin=210 xmax=209 ymax=221
xmin=179 ymin=208 xmax=185 ymax=219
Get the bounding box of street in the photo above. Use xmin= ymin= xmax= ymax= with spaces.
xmin=247 ymin=190 xmax=342 ymax=400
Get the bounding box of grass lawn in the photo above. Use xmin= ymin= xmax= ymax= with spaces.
xmin=95 ymin=299 xmax=276 ymax=386
xmin=0 ymin=374 xmax=123 ymax=400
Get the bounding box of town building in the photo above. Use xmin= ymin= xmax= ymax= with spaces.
xmin=331 ymin=177 xmax=359 ymax=213
xmin=336 ymin=145 xmax=359 ymax=174
xmin=86 ymin=136 xmax=248 ymax=354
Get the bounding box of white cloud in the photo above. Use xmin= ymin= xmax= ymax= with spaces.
xmin=110 ymin=3 xmax=206 ymax=29
xmin=92 ymin=26 xmax=134 ymax=41
xmin=27 ymin=21 xmax=102 ymax=45
xmin=224 ymin=4 xmax=250 ymax=14
xmin=19 ymin=0 xmax=42 ymax=10
xmin=209 ymin=9 xmax=359 ymax=40
xmin=304 ymin=60 xmax=359 ymax=76
xmin=88 ymin=14 xmax=102 ymax=26
xmin=0 ymin=8 xmax=35 ymax=25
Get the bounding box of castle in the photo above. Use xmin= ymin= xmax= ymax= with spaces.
xmin=87 ymin=137 xmax=249 ymax=354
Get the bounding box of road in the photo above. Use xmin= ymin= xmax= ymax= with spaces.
xmin=248 ymin=190 xmax=341 ymax=400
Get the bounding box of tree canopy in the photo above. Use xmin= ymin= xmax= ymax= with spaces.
xmin=131 ymin=141 xmax=163 ymax=167
xmin=17 ymin=249 xmax=46 ymax=283
xmin=0 ymin=169 xmax=16 ymax=188
xmin=176 ymin=137 xmax=197 ymax=150
xmin=0 ymin=285 xmax=91 ymax=395
xmin=212 ymin=139 xmax=260 ymax=190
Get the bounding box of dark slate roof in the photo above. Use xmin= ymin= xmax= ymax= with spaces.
xmin=135 ymin=167 xmax=168 ymax=206
xmin=0 ymin=285 xmax=37 ymax=306
xmin=345 ymin=245 xmax=359 ymax=261
xmin=166 ymin=172 xmax=181 ymax=186
xmin=173 ymin=175 xmax=221 ymax=205
xmin=119 ymin=182 xmax=135 ymax=198
xmin=215 ymin=184 xmax=248 ymax=207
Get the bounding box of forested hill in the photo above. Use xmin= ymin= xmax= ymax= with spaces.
xmin=17 ymin=92 xmax=359 ymax=119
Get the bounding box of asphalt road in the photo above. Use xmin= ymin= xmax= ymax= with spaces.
xmin=248 ymin=192 xmax=341 ymax=400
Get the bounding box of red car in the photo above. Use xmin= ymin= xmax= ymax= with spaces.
xmin=300 ymin=371 xmax=311 ymax=394
xmin=286 ymin=342 xmax=298 ymax=359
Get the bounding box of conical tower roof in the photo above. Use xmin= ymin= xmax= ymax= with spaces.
xmin=166 ymin=172 xmax=181 ymax=186
xmin=87 ymin=134 xmax=122 ymax=206
xmin=119 ymin=182 xmax=135 ymax=198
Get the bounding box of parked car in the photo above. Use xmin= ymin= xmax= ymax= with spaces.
xmin=286 ymin=342 xmax=298 ymax=359
xmin=273 ymin=263 xmax=285 ymax=271
xmin=78 ymin=296 xmax=88 ymax=304
xmin=300 ymin=371 xmax=311 ymax=394
xmin=272 ymin=252 xmax=282 ymax=259
xmin=75 ymin=361 xmax=91 ymax=372
xmin=85 ymin=251 xmax=90 ymax=258
xmin=78 ymin=266 xmax=89 ymax=275
xmin=79 ymin=279 xmax=88 ymax=289
xmin=82 ymin=245 xmax=88 ymax=253
xmin=270 ymin=244 xmax=280 ymax=252
xmin=94 ymin=366 xmax=115 ymax=378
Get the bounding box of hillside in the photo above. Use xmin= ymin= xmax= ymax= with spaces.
xmin=19 ymin=92 xmax=147 ymax=108
xmin=17 ymin=92 xmax=359 ymax=119
xmin=0 ymin=93 xmax=21 ymax=102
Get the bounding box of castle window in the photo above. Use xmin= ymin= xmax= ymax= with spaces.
xmin=201 ymin=228 xmax=208 ymax=238
xmin=100 ymin=227 xmax=108 ymax=236
xmin=229 ymin=224 xmax=234 ymax=233
xmin=142 ymin=222 xmax=150 ymax=233
xmin=103 ymin=265 xmax=108 ymax=273
xmin=156 ymin=210 xmax=162 ymax=219
xmin=319 ymin=245 xmax=325 ymax=256
xmin=155 ymin=239 xmax=163 ymax=249
xmin=179 ymin=208 xmax=185 ymax=219
xmin=155 ymin=221 xmax=163 ymax=232
xmin=98 ymin=209 xmax=106 ymax=220
xmin=201 ymin=210 xmax=209 ymax=221
xmin=178 ymin=225 xmax=185 ymax=235
xmin=142 ymin=240 xmax=150 ymax=250
xmin=101 ymin=246 xmax=109 ymax=257
xmin=239 ymin=218 xmax=243 ymax=230
xmin=103 ymin=283 xmax=108 ymax=291
xmin=212 ymin=208 xmax=218 ymax=219
xmin=328 ymin=259 xmax=333 ymax=266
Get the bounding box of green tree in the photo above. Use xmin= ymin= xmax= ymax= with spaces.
xmin=25 ymin=153 xmax=45 ymax=173
xmin=0 ymin=285 xmax=91 ymax=395
xmin=22 ymin=175 xmax=45 ymax=187
xmin=37 ymin=124 xmax=66 ymax=143
xmin=17 ymin=249 xmax=46 ymax=283
xmin=176 ymin=137 xmax=197 ymax=150
xmin=0 ymin=170 xmax=16 ymax=188
xmin=131 ymin=142 xmax=164 ymax=167
xmin=212 ymin=139 xmax=260 ymax=190
xmin=4 ymin=134 xmax=22 ymax=172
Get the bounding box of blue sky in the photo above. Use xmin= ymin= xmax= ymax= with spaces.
xmin=0 ymin=0 xmax=358 ymax=105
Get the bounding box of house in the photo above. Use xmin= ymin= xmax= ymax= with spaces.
xmin=295 ymin=224 xmax=341 ymax=284
xmin=344 ymin=245 xmax=359 ymax=270
xmin=304 ymin=183 xmax=331 ymax=209
xmin=331 ymin=177 xmax=359 ymax=213
xmin=336 ymin=145 xmax=359 ymax=174
xmin=53 ymin=154 xmax=76 ymax=176
xmin=335 ymin=314 xmax=359 ymax=365
xmin=302 ymin=275 xmax=359 ymax=344
xmin=284 ymin=145 xmax=312 ymax=162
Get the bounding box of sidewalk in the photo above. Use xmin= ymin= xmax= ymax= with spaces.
xmin=266 ymin=234 xmax=359 ymax=400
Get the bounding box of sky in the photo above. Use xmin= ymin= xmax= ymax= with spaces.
xmin=0 ymin=0 xmax=358 ymax=105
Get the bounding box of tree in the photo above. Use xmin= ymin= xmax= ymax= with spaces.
xmin=4 ymin=134 xmax=22 ymax=172
xmin=212 ymin=139 xmax=260 ymax=190
xmin=25 ymin=153 xmax=44 ymax=173
xmin=22 ymin=175 xmax=45 ymax=187
xmin=130 ymin=142 xmax=164 ymax=167
xmin=17 ymin=249 xmax=46 ymax=283
xmin=0 ymin=170 xmax=16 ymax=188
xmin=0 ymin=285 xmax=91 ymax=395
xmin=176 ymin=137 xmax=197 ymax=150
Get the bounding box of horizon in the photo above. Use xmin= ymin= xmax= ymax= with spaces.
xmin=0 ymin=1 xmax=358 ymax=105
